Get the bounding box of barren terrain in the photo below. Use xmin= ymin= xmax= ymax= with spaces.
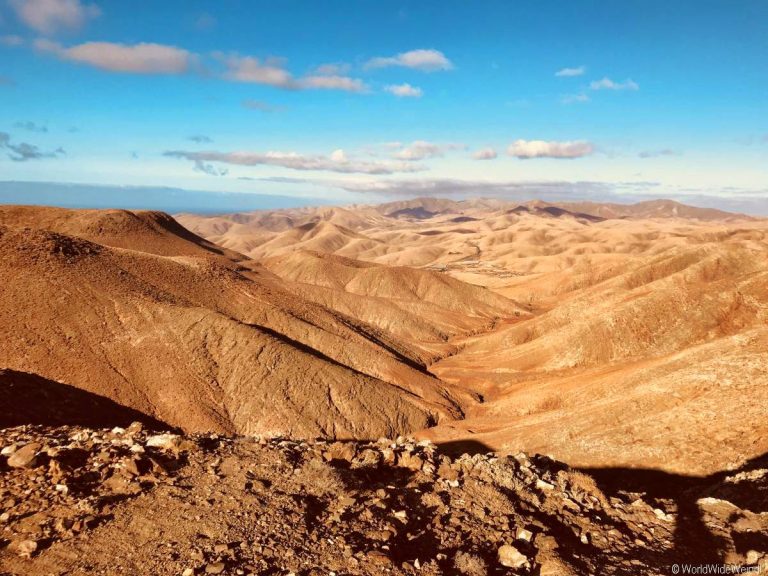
xmin=2 ymin=197 xmax=767 ymax=573
xmin=179 ymin=198 xmax=768 ymax=475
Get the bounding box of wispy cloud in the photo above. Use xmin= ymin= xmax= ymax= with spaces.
xmin=331 ymin=178 xmax=618 ymax=199
xmin=0 ymin=76 xmax=15 ymax=86
xmin=392 ymin=140 xmax=462 ymax=161
xmin=561 ymin=93 xmax=590 ymax=104
xmin=193 ymin=160 xmax=228 ymax=176
xmin=589 ymin=77 xmax=639 ymax=91
xmin=313 ymin=63 xmax=351 ymax=76
xmin=365 ymin=49 xmax=453 ymax=72
xmin=164 ymin=149 xmax=427 ymax=175
xmin=242 ymin=99 xmax=284 ymax=112
xmin=0 ymin=132 xmax=64 ymax=161
xmin=507 ymin=139 xmax=594 ymax=159
xmin=472 ymin=148 xmax=497 ymax=160
xmin=9 ymin=0 xmax=100 ymax=34
xmin=298 ymin=75 xmax=367 ymax=92
xmin=14 ymin=121 xmax=48 ymax=133
xmin=35 ymin=39 xmax=194 ymax=74
xmin=384 ymin=83 xmax=423 ymax=98
xmin=638 ymin=148 xmax=680 ymax=158
xmin=555 ymin=65 xmax=585 ymax=77
xmin=187 ymin=135 xmax=212 ymax=144
xmin=217 ymin=53 xmax=367 ymax=92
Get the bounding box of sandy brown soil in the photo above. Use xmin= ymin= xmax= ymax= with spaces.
xmin=1 ymin=425 xmax=766 ymax=575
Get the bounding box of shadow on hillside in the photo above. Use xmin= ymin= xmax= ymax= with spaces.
xmin=435 ymin=438 xmax=494 ymax=457
xmin=434 ymin=437 xmax=767 ymax=569
xmin=579 ymin=450 xmax=768 ymax=566
xmin=0 ymin=368 xmax=169 ymax=430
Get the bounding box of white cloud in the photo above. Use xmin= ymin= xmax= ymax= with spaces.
xmin=561 ymin=93 xmax=590 ymax=104
xmin=365 ymin=49 xmax=453 ymax=72
xmin=297 ymin=74 xmax=367 ymax=92
xmin=35 ymin=39 xmax=193 ymax=74
xmin=384 ymin=83 xmax=423 ymax=98
xmin=329 ymin=149 xmax=347 ymax=162
xmin=217 ymin=54 xmax=293 ymax=87
xmin=507 ymin=139 xmax=594 ymax=159
xmin=589 ymin=77 xmax=639 ymax=91
xmin=218 ymin=53 xmax=367 ymax=92
xmin=9 ymin=0 xmax=100 ymax=33
xmin=472 ymin=148 xmax=497 ymax=160
xmin=392 ymin=140 xmax=461 ymax=161
xmin=555 ymin=65 xmax=585 ymax=77
xmin=164 ymin=149 xmax=426 ymax=175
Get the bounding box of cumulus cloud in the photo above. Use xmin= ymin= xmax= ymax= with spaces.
xmin=638 ymin=149 xmax=680 ymax=158
xmin=164 ymin=149 xmax=426 ymax=175
xmin=384 ymin=83 xmax=423 ymax=98
xmin=589 ymin=77 xmax=639 ymax=91
xmin=365 ymin=49 xmax=453 ymax=72
xmin=218 ymin=53 xmax=367 ymax=92
xmin=9 ymin=0 xmax=100 ymax=33
xmin=187 ymin=135 xmax=212 ymax=144
xmin=242 ymin=99 xmax=283 ymax=112
xmin=0 ymin=131 xmax=64 ymax=161
xmin=507 ymin=139 xmax=594 ymax=159
xmin=35 ymin=39 xmax=194 ymax=74
xmin=555 ymin=65 xmax=585 ymax=77
xmin=561 ymin=93 xmax=590 ymax=104
xmin=14 ymin=121 xmax=47 ymax=133
xmin=392 ymin=140 xmax=461 ymax=161
xmin=472 ymin=148 xmax=497 ymax=160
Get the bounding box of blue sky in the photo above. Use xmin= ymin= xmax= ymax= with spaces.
xmin=0 ymin=0 xmax=767 ymax=211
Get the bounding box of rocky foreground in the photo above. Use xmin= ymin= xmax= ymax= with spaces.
xmin=0 ymin=426 xmax=766 ymax=575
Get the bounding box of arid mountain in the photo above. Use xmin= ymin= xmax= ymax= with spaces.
xmin=3 ymin=199 xmax=766 ymax=476
xmin=0 ymin=206 xmax=480 ymax=440
xmin=3 ymin=198 xmax=768 ymax=572
xmin=178 ymin=198 xmax=768 ymax=475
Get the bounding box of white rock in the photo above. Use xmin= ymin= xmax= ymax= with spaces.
xmin=746 ymin=550 xmax=761 ymax=565
xmin=146 ymin=434 xmax=180 ymax=450
xmin=536 ymin=479 xmax=555 ymax=491
xmin=516 ymin=527 xmax=534 ymax=542
xmin=498 ymin=544 xmax=529 ymax=569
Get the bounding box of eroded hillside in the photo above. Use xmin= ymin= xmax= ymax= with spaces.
xmin=178 ymin=198 xmax=768 ymax=475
